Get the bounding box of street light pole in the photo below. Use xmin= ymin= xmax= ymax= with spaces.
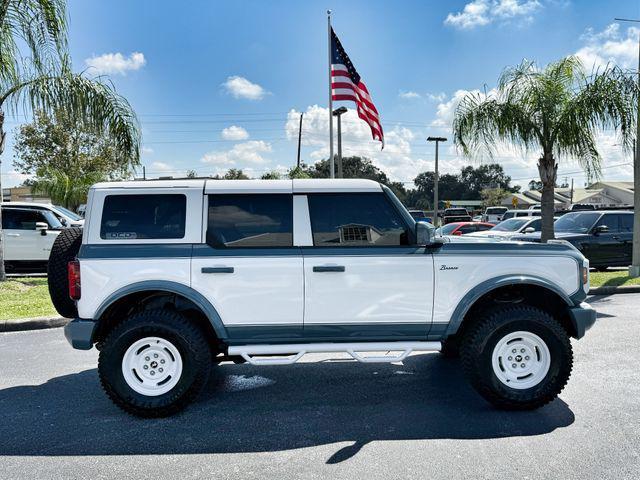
xmin=427 ymin=136 xmax=447 ymax=226
xmin=332 ymin=107 xmax=347 ymax=178
xmin=615 ymin=17 xmax=640 ymax=277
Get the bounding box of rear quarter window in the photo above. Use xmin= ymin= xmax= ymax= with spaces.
xmin=100 ymin=194 xmax=187 ymax=240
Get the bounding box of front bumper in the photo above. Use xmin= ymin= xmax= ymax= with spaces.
xmin=64 ymin=318 xmax=97 ymax=350
xmin=568 ymin=302 xmax=597 ymax=339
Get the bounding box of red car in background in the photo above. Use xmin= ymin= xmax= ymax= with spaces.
xmin=436 ymin=221 xmax=495 ymax=236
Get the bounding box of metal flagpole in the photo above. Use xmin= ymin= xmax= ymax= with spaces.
xmin=327 ymin=10 xmax=334 ymax=178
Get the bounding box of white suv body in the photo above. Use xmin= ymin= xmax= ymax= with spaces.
xmin=1 ymin=204 xmax=63 ymax=270
xmin=6 ymin=201 xmax=84 ymax=227
xmin=61 ymin=179 xmax=596 ymax=416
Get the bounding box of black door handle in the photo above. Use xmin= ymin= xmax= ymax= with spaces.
xmin=201 ymin=267 xmax=234 ymax=274
xmin=313 ymin=265 xmax=345 ymax=273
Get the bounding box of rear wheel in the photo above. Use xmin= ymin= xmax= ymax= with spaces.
xmin=460 ymin=305 xmax=572 ymax=410
xmin=98 ymin=309 xmax=212 ymax=417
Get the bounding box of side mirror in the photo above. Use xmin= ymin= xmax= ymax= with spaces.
xmin=416 ymin=221 xmax=438 ymax=245
xmin=35 ymin=222 xmax=48 ymax=235
xmin=522 ymin=227 xmax=535 ymax=234
xmin=593 ymin=225 xmax=609 ymax=235
xmin=60 ymin=217 xmax=68 ymax=226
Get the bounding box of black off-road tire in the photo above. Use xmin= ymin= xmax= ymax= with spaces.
xmin=47 ymin=227 xmax=83 ymax=318
xmin=439 ymin=337 xmax=460 ymax=359
xmin=98 ymin=309 xmax=212 ymax=418
xmin=460 ymin=305 xmax=573 ymax=410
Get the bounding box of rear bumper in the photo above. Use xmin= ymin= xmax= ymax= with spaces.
xmin=568 ymin=302 xmax=597 ymax=339
xmin=64 ymin=318 xmax=97 ymax=350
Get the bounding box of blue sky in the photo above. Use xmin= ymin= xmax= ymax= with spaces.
xmin=3 ymin=0 xmax=640 ymax=189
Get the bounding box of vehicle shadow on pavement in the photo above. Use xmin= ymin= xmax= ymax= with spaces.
xmin=0 ymin=353 xmax=574 ymax=463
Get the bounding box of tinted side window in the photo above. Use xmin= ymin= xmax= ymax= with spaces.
xmin=476 ymin=224 xmax=492 ymax=232
xmin=620 ymin=214 xmax=634 ymax=232
xmin=207 ymin=194 xmax=293 ymax=248
xmin=100 ymin=194 xmax=186 ymax=240
xmin=595 ymin=214 xmax=621 ymax=233
xmin=528 ymin=219 xmax=542 ymax=231
xmin=307 ymin=193 xmax=410 ymax=247
xmin=1 ymin=209 xmax=44 ymax=230
xmin=458 ymin=225 xmax=476 ymax=234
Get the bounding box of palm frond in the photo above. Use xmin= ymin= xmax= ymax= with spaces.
xmin=0 ymin=0 xmax=67 ymax=72
xmin=2 ymin=62 xmax=141 ymax=165
xmin=453 ymin=90 xmax=541 ymax=158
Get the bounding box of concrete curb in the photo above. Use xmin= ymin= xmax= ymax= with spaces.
xmin=0 ymin=316 xmax=68 ymax=333
xmin=589 ymin=285 xmax=640 ymax=295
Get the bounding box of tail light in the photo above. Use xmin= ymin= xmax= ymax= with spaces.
xmin=68 ymin=260 xmax=81 ymax=300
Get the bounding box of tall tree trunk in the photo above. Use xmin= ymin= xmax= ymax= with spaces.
xmin=538 ymin=151 xmax=557 ymax=243
xmin=0 ymin=109 xmax=6 ymax=281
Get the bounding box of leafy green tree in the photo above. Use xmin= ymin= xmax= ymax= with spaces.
xmin=261 ymin=170 xmax=282 ymax=180
xmin=303 ymin=156 xmax=407 ymax=201
xmin=459 ymin=164 xmax=519 ymax=199
xmin=453 ymin=56 xmax=636 ymax=241
xmin=481 ymin=188 xmax=508 ymax=207
xmin=14 ymin=109 xmax=133 ymax=179
xmin=186 ymin=169 xmax=197 ymax=179
xmin=0 ymin=0 xmax=140 ymax=281
xmin=287 ymin=166 xmax=310 ymax=179
xmin=210 ymin=168 xmax=250 ymax=180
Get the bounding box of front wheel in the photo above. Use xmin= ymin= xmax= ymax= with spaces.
xmin=98 ymin=309 xmax=212 ymax=417
xmin=460 ymin=305 xmax=573 ymax=410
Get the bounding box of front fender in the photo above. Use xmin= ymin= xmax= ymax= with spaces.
xmin=444 ymin=275 xmax=576 ymax=337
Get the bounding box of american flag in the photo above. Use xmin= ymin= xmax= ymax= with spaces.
xmin=331 ymin=28 xmax=384 ymax=147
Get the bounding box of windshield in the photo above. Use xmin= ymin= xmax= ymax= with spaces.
xmin=491 ymin=218 xmax=529 ymax=232
xmin=554 ymin=212 xmax=601 ymax=233
xmin=437 ymin=223 xmax=460 ymax=235
xmin=53 ymin=205 xmax=82 ymax=221
xmin=446 ymin=209 xmax=468 ymax=215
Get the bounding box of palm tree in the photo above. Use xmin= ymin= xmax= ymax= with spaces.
xmin=453 ymin=56 xmax=636 ymax=242
xmin=0 ymin=0 xmax=140 ymax=280
xmin=32 ymin=167 xmax=105 ymax=210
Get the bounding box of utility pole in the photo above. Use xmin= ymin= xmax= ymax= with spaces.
xmin=615 ymin=17 xmax=640 ymax=277
xmin=143 ymin=166 xmax=146 ymax=180
xmin=296 ymin=112 xmax=304 ymax=168
xmin=332 ymin=107 xmax=347 ymax=178
xmin=427 ymin=136 xmax=447 ymax=226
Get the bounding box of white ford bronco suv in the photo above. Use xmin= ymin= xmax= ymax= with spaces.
xmin=50 ymin=178 xmax=596 ymax=417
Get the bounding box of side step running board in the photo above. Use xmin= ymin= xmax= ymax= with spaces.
xmin=227 ymin=341 xmax=441 ymax=366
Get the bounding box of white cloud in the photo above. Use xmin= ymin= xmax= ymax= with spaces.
xmin=222 ymin=76 xmax=268 ymax=100
xmin=576 ymin=23 xmax=640 ymax=71
xmin=150 ymin=161 xmax=173 ymax=172
xmin=85 ymin=52 xmax=146 ymax=75
xmin=398 ymin=90 xmax=421 ymax=100
xmin=426 ymin=92 xmax=447 ymax=102
xmin=284 ymin=105 xmax=433 ymax=182
xmin=142 ymin=147 xmax=154 ymax=155
xmin=201 ymin=140 xmax=272 ymax=167
xmin=445 ymin=0 xmax=541 ymax=29
xmin=430 ymin=89 xmax=497 ymax=128
xmin=221 ymin=125 xmax=249 ymax=141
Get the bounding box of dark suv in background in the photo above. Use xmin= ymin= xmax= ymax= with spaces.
xmin=512 ymin=211 xmax=634 ymax=270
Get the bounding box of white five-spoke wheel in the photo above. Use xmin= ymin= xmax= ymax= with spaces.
xmin=122 ymin=337 xmax=183 ymax=396
xmin=491 ymin=331 xmax=551 ymax=390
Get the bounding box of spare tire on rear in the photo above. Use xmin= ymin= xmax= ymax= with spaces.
xmin=48 ymin=227 xmax=83 ymax=318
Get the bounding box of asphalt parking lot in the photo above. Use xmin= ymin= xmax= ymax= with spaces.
xmin=0 ymin=294 xmax=639 ymax=480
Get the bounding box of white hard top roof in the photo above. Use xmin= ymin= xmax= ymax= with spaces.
xmin=91 ymin=178 xmax=383 ymax=194
xmin=204 ymin=178 xmax=382 ymax=194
